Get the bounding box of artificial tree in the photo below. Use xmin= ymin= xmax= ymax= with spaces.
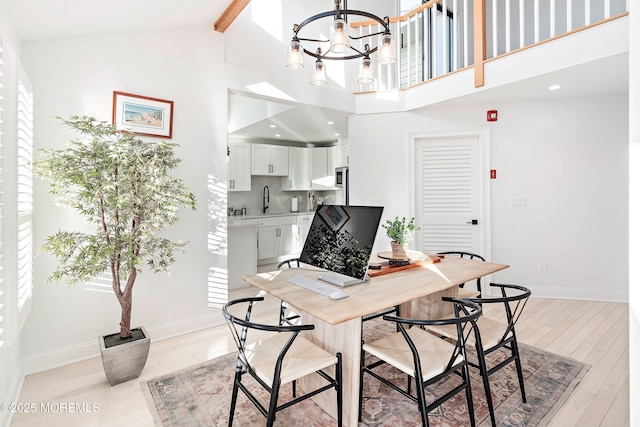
xmin=35 ymin=116 xmax=196 ymax=339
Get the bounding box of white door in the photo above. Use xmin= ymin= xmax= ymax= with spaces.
xmin=414 ymin=133 xmax=487 ymax=255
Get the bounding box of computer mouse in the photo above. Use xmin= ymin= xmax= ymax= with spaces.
xmin=329 ymin=290 xmax=349 ymax=300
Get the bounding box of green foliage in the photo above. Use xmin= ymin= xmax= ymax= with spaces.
xmin=381 ymin=216 xmax=420 ymax=244
xmin=34 ymin=115 xmax=197 ymax=290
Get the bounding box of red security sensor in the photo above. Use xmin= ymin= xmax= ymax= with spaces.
xmin=487 ymin=110 xmax=498 ymax=121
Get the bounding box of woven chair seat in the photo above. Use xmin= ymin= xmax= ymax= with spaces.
xmin=364 ymin=326 xmax=464 ymax=381
xmin=245 ymin=333 xmax=337 ymax=385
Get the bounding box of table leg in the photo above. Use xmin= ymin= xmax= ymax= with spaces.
xmin=300 ymin=314 xmax=362 ymax=427
xmin=399 ymin=287 xmax=458 ymax=319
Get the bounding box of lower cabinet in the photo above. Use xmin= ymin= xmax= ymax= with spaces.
xmin=257 ymin=214 xmax=314 ymax=262
xmin=228 ymin=221 xmax=258 ymax=289
xmin=257 ymin=216 xmax=297 ymax=261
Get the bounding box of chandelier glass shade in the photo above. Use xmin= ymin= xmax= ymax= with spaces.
xmin=286 ymin=0 xmax=396 ymax=86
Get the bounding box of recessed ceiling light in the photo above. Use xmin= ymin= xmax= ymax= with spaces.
xmin=275 ymin=134 xmax=281 ymax=137
xmin=269 ymin=124 xmax=276 ymax=128
xmin=327 ymin=121 xmax=334 ymax=125
xmin=334 ymin=133 xmax=340 ymax=136
xmin=548 ymin=84 xmax=560 ymax=91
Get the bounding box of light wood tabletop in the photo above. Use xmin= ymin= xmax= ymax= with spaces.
xmin=243 ymin=255 xmax=509 ymax=324
xmin=242 ymin=254 xmax=509 ymax=427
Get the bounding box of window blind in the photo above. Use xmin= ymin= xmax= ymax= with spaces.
xmin=16 ymin=71 xmax=33 ymax=329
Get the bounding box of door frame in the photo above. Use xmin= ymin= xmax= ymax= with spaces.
xmin=408 ymin=128 xmax=493 ymax=261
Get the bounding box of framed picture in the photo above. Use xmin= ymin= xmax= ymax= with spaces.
xmin=318 ymin=205 xmax=350 ymax=231
xmin=112 ymin=91 xmax=173 ymax=138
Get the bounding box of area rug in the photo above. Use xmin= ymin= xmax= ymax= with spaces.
xmin=142 ymin=321 xmax=588 ymax=426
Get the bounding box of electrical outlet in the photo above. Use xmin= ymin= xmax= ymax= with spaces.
xmin=510 ymin=196 xmax=527 ymax=207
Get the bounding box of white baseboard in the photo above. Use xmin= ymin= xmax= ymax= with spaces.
xmin=525 ymin=285 xmax=628 ymax=303
xmin=21 ymin=311 xmax=225 ymax=376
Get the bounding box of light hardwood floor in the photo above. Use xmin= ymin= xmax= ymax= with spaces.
xmin=11 ymin=290 xmax=629 ymax=426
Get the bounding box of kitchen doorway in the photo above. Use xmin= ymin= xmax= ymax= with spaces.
xmin=411 ymin=130 xmax=491 ymax=258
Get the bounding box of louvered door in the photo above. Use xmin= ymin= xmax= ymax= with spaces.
xmin=414 ymin=135 xmax=484 ymax=254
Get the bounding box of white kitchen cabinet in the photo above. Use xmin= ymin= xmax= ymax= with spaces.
xmin=228 ymin=220 xmax=257 ymax=289
xmin=227 ymin=141 xmax=251 ymax=192
xmin=252 ymin=144 xmax=289 ymax=176
xmin=295 ymin=214 xmax=314 ymax=252
xmin=257 ymin=216 xmax=297 ymax=261
xmin=333 ymin=144 xmax=349 ymax=167
xmin=281 ymin=146 xmax=310 ymax=191
xmin=310 ymin=147 xmax=335 ymax=190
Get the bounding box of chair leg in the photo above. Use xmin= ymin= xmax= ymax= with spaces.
xmin=265 ymin=381 xmax=281 ymax=427
xmin=462 ymin=364 xmax=476 ymax=426
xmin=336 ymin=353 xmax=343 ymax=427
xmin=476 ymin=346 xmax=496 ymax=427
xmin=413 ymin=375 xmax=430 ymax=427
xmin=511 ymin=339 xmax=527 ymax=403
xmin=228 ymin=370 xmax=242 ymax=427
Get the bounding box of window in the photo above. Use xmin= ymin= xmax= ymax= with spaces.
xmin=16 ymin=66 xmax=33 ymax=331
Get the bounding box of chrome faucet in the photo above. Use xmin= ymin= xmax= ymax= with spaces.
xmin=263 ymin=185 xmax=270 ymax=214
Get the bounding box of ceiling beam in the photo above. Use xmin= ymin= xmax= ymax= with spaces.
xmin=214 ymin=0 xmax=251 ymax=33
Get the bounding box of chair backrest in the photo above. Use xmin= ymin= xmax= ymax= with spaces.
xmin=437 ymin=251 xmax=486 ymax=262
xmin=383 ymin=299 xmax=482 ymax=371
xmin=277 ymin=258 xmax=300 ymax=269
xmin=223 ymin=297 xmax=314 ymax=378
xmin=468 ymin=283 xmax=531 ymax=344
xmin=437 ymin=251 xmax=486 ymax=292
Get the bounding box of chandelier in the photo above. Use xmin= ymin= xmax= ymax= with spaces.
xmin=286 ymin=0 xmax=397 ymax=86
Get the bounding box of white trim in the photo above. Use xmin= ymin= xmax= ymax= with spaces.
xmin=21 ymin=311 xmax=225 ymax=375
xmin=408 ymin=128 xmax=492 ymax=260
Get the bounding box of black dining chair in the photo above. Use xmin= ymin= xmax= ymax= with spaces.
xmin=223 ymin=296 xmax=343 ymax=427
xmin=276 ymin=258 xmax=302 ymax=325
xmin=425 ymin=283 xmax=531 ymax=427
xmin=437 ymin=251 xmax=486 ymax=298
xmin=360 ymin=298 xmax=482 ymax=427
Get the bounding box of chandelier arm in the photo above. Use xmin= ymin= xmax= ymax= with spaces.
xmin=348 ymin=30 xmax=387 ymax=41
xmin=297 ymin=37 xmax=331 ymax=43
xmin=294 ymin=10 xmax=390 ymax=36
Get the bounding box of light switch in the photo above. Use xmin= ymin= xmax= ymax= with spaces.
xmin=510 ymin=196 xmax=527 ymax=207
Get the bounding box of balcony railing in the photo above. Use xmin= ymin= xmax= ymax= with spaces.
xmin=351 ymin=0 xmax=629 ymax=91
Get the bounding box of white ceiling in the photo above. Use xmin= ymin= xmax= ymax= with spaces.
xmin=2 ymin=0 xmax=228 ymax=42
xmin=3 ymin=0 xmax=629 ymax=144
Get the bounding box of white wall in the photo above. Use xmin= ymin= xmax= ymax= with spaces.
xmin=628 ymin=2 xmax=638 ymax=425
xmin=349 ymin=94 xmax=628 ymax=302
xmin=20 ymin=26 xmax=231 ymax=372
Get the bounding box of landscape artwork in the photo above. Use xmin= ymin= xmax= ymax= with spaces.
xmin=112 ymin=91 xmax=174 ymax=138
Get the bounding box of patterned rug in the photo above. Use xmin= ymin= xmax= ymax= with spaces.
xmin=142 ymin=321 xmax=588 ymax=426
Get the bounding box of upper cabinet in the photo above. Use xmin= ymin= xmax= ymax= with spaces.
xmin=252 ymin=144 xmax=288 ymax=176
xmin=310 ymin=147 xmax=334 ymax=190
xmin=228 ymin=141 xmax=251 ymax=192
xmin=281 ymin=146 xmax=310 ymax=191
xmin=334 ymin=144 xmax=349 ymax=167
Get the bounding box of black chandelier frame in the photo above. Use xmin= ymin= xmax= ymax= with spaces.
xmin=290 ymin=0 xmax=392 ymax=61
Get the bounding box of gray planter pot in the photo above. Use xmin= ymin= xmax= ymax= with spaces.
xmin=99 ymin=326 xmax=150 ymax=386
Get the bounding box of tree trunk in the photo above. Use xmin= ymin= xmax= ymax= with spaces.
xmin=119 ymin=296 xmax=132 ymax=338
xmin=114 ymin=269 xmax=137 ymax=339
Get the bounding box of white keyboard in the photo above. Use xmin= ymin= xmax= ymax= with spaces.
xmin=287 ymin=276 xmax=338 ymax=297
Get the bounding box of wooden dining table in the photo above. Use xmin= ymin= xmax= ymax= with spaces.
xmin=243 ymin=254 xmax=509 ymax=426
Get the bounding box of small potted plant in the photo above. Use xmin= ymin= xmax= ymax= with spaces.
xmin=381 ymin=216 xmax=420 ymax=258
xmin=35 ymin=116 xmax=197 ymax=385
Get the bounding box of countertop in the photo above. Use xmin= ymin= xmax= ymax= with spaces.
xmin=228 ymin=211 xmax=314 ymax=227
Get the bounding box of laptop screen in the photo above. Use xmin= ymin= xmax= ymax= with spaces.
xmin=298 ymin=205 xmax=384 ymax=281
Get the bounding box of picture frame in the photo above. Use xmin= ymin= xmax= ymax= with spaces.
xmin=318 ymin=205 xmax=350 ymax=231
xmin=112 ymin=91 xmax=174 ymax=138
